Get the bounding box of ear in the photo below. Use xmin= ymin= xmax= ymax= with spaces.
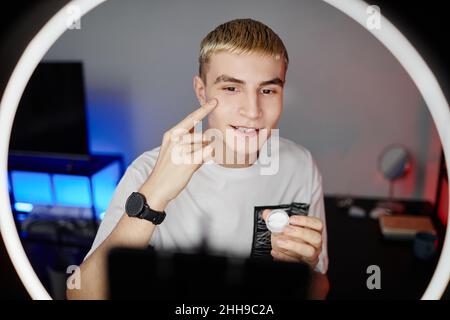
xmin=193 ymin=75 xmax=207 ymax=105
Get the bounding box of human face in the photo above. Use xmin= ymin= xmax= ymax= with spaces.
xmin=194 ymin=51 xmax=285 ymax=166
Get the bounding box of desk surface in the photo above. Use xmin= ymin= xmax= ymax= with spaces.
xmin=325 ymin=196 xmax=448 ymax=299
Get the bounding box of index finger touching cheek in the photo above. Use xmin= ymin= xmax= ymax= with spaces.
xmin=173 ymin=98 xmax=218 ymax=134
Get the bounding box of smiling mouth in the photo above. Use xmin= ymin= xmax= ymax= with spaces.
xmin=229 ymin=125 xmax=261 ymax=135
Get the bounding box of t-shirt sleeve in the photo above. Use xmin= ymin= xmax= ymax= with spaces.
xmin=83 ymin=164 xmax=147 ymax=261
xmin=307 ymin=152 xmax=329 ymax=275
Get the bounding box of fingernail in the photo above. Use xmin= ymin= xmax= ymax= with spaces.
xmin=208 ymin=98 xmax=217 ymax=106
xmin=276 ymin=239 xmax=287 ymax=247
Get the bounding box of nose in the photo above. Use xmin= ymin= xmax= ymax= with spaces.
xmin=239 ymin=92 xmax=262 ymax=120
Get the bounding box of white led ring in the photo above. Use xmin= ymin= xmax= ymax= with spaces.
xmin=0 ymin=0 xmax=448 ymax=300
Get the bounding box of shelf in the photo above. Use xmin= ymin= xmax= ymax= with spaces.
xmin=8 ymin=152 xmax=123 ymax=176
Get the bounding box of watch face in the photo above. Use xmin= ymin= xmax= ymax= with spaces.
xmin=126 ymin=192 xmax=145 ymax=217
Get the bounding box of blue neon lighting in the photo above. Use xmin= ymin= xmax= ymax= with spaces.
xmin=92 ymin=161 xmax=121 ymax=216
xmin=16 ymin=213 xmax=28 ymax=222
xmin=11 ymin=171 xmax=53 ymax=205
xmin=10 ymin=161 xmax=122 ymax=220
xmin=14 ymin=202 xmax=34 ymax=212
xmin=98 ymin=211 xmax=106 ymax=220
xmin=53 ymin=174 xmax=92 ymax=208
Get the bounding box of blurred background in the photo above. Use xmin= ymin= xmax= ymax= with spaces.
xmin=0 ymin=0 xmax=448 ymax=300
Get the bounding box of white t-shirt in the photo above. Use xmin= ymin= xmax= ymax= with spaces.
xmin=85 ymin=136 xmax=329 ymax=274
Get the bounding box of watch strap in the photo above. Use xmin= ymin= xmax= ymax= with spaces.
xmin=140 ymin=205 xmax=166 ymax=225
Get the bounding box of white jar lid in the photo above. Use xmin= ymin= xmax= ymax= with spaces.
xmin=266 ymin=209 xmax=290 ymax=233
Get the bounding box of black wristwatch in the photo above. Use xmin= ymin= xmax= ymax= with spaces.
xmin=125 ymin=192 xmax=166 ymax=225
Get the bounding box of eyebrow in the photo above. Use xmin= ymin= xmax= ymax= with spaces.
xmin=213 ymin=74 xmax=284 ymax=88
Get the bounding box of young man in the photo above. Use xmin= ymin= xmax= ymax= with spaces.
xmin=67 ymin=18 xmax=329 ymax=300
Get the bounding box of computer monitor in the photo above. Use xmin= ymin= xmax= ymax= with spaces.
xmin=9 ymin=62 xmax=89 ymax=156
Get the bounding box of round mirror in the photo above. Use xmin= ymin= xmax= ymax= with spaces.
xmin=379 ymin=145 xmax=412 ymax=181
xmin=376 ymin=145 xmax=413 ymax=214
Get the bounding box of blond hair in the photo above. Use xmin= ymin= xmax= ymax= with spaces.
xmin=199 ymin=18 xmax=289 ymax=83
